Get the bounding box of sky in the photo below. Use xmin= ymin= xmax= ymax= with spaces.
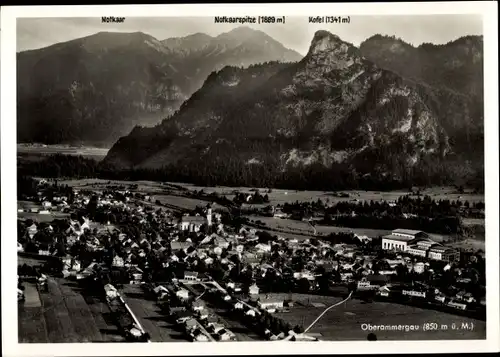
xmin=17 ymin=15 xmax=483 ymax=55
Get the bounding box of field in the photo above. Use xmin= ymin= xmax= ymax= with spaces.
xmin=272 ymin=295 xmax=486 ymax=341
xmin=18 ymin=200 xmax=70 ymax=222
xmin=18 ymin=144 xmax=109 ymax=161
xmin=121 ymin=284 xmax=185 ymax=342
xmin=246 ymin=214 xmax=391 ymax=240
xmin=18 ymin=277 xmax=125 ymax=343
xmin=168 ymin=184 xmax=485 ymax=206
xmin=51 ymin=179 xmax=484 ymax=206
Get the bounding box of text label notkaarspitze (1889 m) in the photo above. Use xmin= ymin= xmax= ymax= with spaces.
xmin=102 ymin=17 xmax=125 ymax=23
xmin=214 ymin=16 xmax=286 ymax=24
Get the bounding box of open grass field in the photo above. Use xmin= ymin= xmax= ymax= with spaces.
xmin=121 ymin=284 xmax=185 ymax=342
xmin=50 ymin=179 xmax=484 ymax=206
xmin=448 ymin=238 xmax=485 ymax=252
xmin=18 ymin=278 xmax=124 ymax=343
xmin=17 ymin=201 xmax=70 ymax=222
xmin=154 ymin=194 xmax=227 ymax=211
xmin=274 ymin=296 xmax=486 ymax=341
xmin=17 ymin=145 xmax=109 ymax=161
xmin=18 ymin=211 xmax=70 ymax=223
xmin=167 ymin=183 xmax=484 ymax=206
xmin=246 ymin=214 xmax=391 ymax=240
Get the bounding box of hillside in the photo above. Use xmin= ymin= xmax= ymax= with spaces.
xmin=104 ymin=30 xmax=484 ymax=189
xmin=17 ymin=27 xmax=302 ymax=146
xmin=359 ymin=34 xmax=483 ymax=105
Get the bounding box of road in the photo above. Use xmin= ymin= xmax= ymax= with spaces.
xmin=282 ymin=291 xmax=353 ymax=341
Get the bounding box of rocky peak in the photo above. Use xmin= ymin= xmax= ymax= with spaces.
xmin=303 ymin=30 xmax=363 ymax=70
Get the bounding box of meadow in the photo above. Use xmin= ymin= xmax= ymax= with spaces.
xmin=18 ymin=277 xmax=124 ymax=343
xmin=17 ymin=144 xmax=109 ymax=161
xmin=274 ymin=296 xmax=486 ymax=341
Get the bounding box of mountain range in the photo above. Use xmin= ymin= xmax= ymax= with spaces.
xmin=17 ymin=27 xmax=302 ymax=146
xmin=103 ymin=30 xmax=484 ymax=189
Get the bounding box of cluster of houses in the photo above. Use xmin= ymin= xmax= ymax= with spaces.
xmin=140 ymin=280 xmax=237 ymax=342
xmin=18 ymin=180 xmax=485 ymax=338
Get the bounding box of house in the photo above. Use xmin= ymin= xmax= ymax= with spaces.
xmin=358 ymin=275 xmax=390 ymax=290
xmin=170 ymin=241 xmax=192 ymax=252
xmin=226 ymin=281 xmax=242 ymax=292
xmin=257 ymin=297 xmax=284 ymax=312
xmin=184 ymin=271 xmax=200 ymax=281
xmin=192 ymin=300 xmax=205 ymax=311
xmin=176 ymin=288 xmax=190 ymax=300
xmin=179 ymin=216 xmax=206 ymax=232
xmin=456 ymin=291 xmax=475 ymax=303
xmin=215 ymin=236 xmax=230 ymax=249
xmin=248 ymin=283 xmax=259 ymax=296
xmin=293 ymin=271 xmax=315 ymax=281
xmin=154 ymin=286 xmax=170 ymax=301
xmin=447 ymin=300 xmax=467 ymax=310
xmin=245 ymin=309 xmax=257 ymax=317
xmin=130 ymin=267 xmax=143 ymax=283
xmin=27 ymin=223 xmax=38 ymax=238
xmin=255 ymin=243 xmax=271 ymax=253
xmin=175 ymin=311 xmax=193 ymax=324
xmin=234 ymin=301 xmax=245 ymax=310
xmin=184 ymin=318 xmax=198 ymax=331
xmin=216 ymin=328 xmax=235 ymax=341
xmin=191 ymin=329 xmax=209 ymax=342
xmin=377 ymin=285 xmax=391 ymax=297
xmin=207 ymin=322 xmax=225 ymax=334
xmin=112 ymin=255 xmax=125 ymax=267
xmin=402 ymin=289 xmax=427 ymax=299
xmin=196 ymin=309 xmax=209 ymax=320
xmin=412 ymin=262 xmax=426 ymax=274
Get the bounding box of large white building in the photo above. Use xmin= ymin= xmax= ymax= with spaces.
xmin=382 ymin=229 xmax=430 ymax=252
xmin=382 ymin=229 xmax=459 ymax=262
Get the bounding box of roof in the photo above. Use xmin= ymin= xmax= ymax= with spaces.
xmin=170 ymin=241 xmax=192 ymax=250
xmin=392 ymin=229 xmax=425 ymax=236
xmin=181 ymin=216 xmax=206 ymax=224
xmin=408 ymin=245 xmax=428 ymax=251
xmin=383 ymin=234 xmax=415 ymax=242
xmin=175 ymin=310 xmax=192 ymax=318
xmin=429 ymin=246 xmax=453 ymax=253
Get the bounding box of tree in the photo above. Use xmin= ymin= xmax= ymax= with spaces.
xmin=296 ymin=278 xmax=310 ymax=293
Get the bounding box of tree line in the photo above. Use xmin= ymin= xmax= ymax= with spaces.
xmin=18 ymin=153 xmax=484 ymax=193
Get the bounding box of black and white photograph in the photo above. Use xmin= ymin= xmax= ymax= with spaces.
xmin=1 ymin=2 xmax=499 ymax=356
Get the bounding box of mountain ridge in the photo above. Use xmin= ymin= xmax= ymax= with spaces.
xmin=104 ymin=30 xmax=483 ymax=188
xmin=17 ymin=27 xmax=303 ymax=146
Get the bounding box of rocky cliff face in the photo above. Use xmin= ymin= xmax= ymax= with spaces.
xmin=17 ymin=28 xmax=302 ymax=146
xmin=104 ymin=30 xmax=483 ymax=187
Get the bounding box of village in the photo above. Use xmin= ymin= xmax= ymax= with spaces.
xmin=17 ymin=177 xmax=486 ymax=342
